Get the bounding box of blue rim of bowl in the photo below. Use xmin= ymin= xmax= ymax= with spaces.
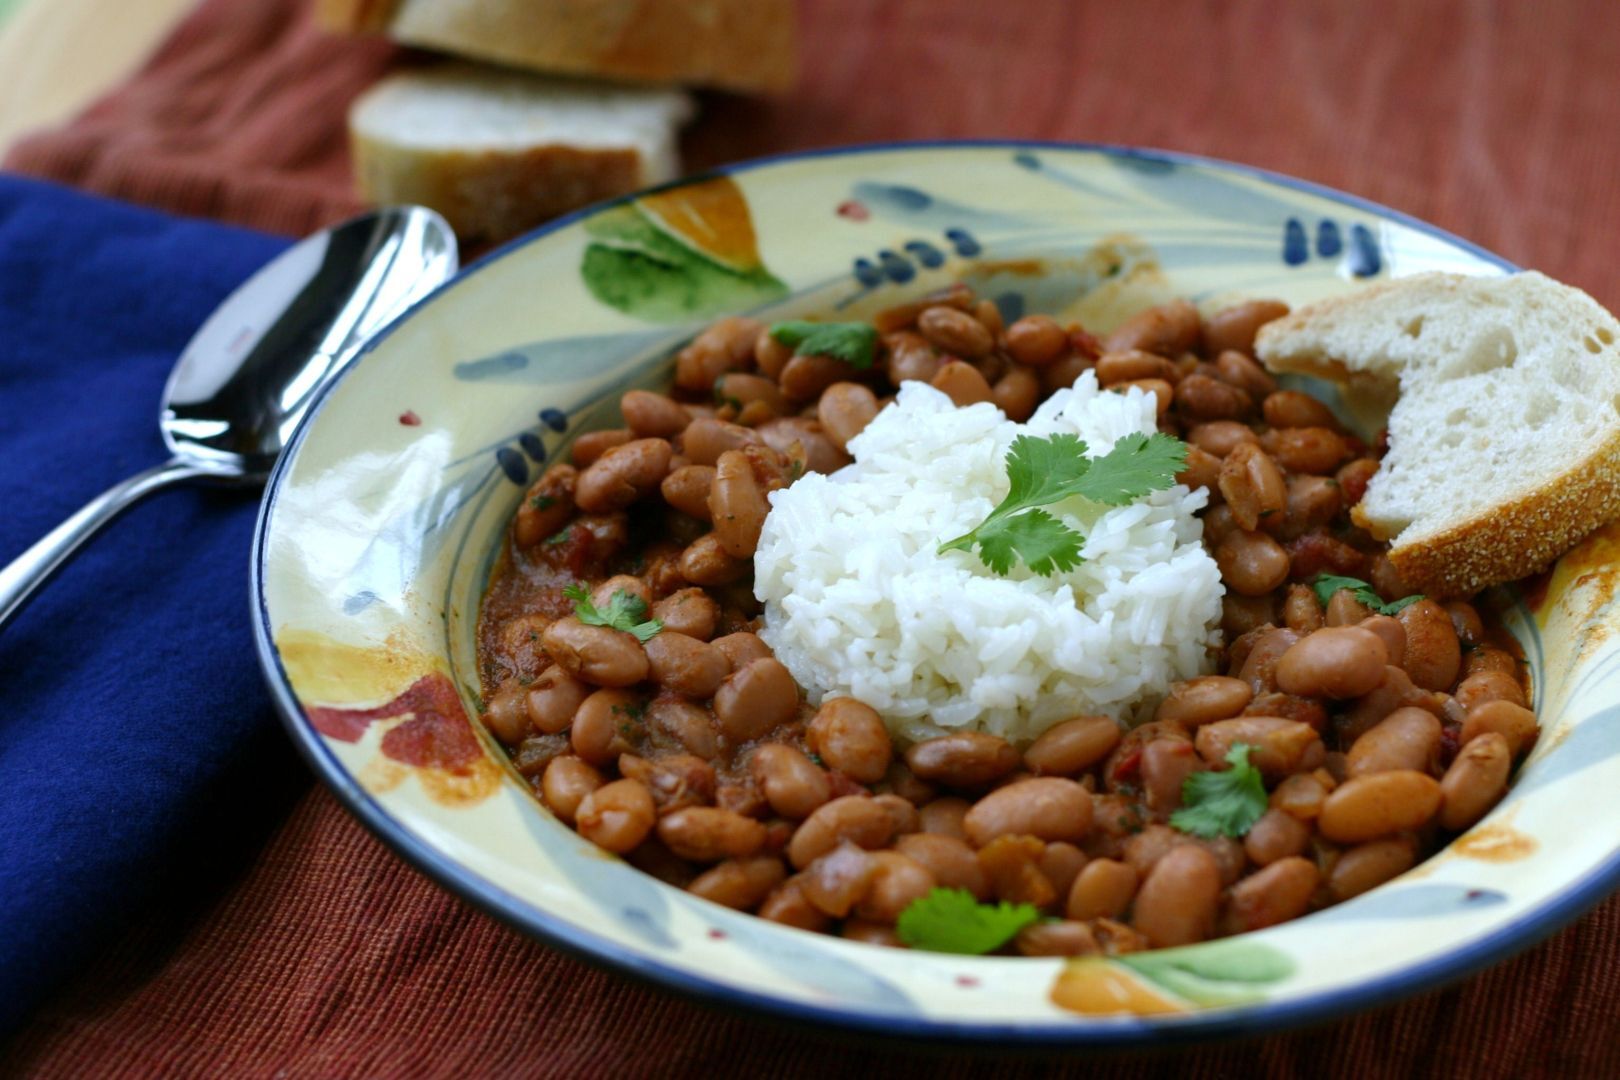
xmin=250 ymin=139 xmax=1620 ymax=1048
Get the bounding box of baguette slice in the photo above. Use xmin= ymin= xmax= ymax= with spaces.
xmin=1256 ymin=271 xmax=1620 ymax=596
xmin=349 ymin=64 xmax=694 ymax=242
xmin=317 ymin=0 xmax=799 ymax=94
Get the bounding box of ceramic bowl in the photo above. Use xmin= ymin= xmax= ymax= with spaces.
xmin=253 ymin=142 xmax=1620 ymax=1047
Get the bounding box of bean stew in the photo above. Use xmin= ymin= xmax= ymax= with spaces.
xmin=475 ymin=285 xmax=1534 ymax=956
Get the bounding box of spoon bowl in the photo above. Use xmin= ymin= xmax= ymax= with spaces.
xmin=0 ymin=206 xmax=458 ymax=629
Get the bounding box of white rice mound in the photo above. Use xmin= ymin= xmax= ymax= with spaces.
xmin=754 ymin=374 xmax=1224 ymax=746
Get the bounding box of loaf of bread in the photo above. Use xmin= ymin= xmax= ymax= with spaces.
xmin=1255 ymin=271 xmax=1620 ymax=596
xmin=348 ymin=63 xmax=693 ymax=242
xmin=317 ymin=0 xmax=798 ymax=94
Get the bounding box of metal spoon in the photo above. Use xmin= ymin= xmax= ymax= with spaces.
xmin=0 ymin=206 xmax=458 ymax=631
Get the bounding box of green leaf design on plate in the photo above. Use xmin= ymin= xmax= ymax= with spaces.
xmin=582 ymin=177 xmax=787 ymax=322
xmin=1117 ymin=938 xmax=1295 ymax=1008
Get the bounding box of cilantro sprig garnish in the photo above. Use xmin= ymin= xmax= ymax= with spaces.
xmin=562 ymin=583 xmax=663 ymax=643
xmin=1310 ymin=573 xmax=1424 ymax=617
xmin=1170 ymin=743 xmax=1268 ymax=839
xmin=895 ymin=887 xmax=1042 ymax=955
xmin=767 ymin=320 xmax=878 ymax=369
xmin=938 ymin=432 xmax=1187 ymax=576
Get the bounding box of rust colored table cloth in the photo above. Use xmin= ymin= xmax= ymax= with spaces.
xmin=7 ymin=0 xmax=1620 ymax=1075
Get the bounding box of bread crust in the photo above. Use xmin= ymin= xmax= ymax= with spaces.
xmin=1377 ymin=425 xmax=1620 ymax=597
xmin=314 ymin=0 xmax=401 ymax=33
xmin=327 ymin=0 xmax=799 ymax=94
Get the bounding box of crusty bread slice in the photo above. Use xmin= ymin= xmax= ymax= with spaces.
xmin=1256 ymin=271 xmax=1620 ymax=597
xmin=317 ymin=0 xmax=799 ymax=94
xmin=349 ymin=63 xmax=693 ymax=242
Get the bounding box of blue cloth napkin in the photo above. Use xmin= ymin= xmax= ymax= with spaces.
xmin=0 ymin=176 xmax=304 ymax=1031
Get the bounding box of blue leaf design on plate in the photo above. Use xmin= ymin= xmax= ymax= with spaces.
xmin=539 ymin=408 xmax=567 ymax=432
xmin=1283 ymin=218 xmax=1309 ymax=265
xmin=903 ymin=240 xmax=947 ymax=268
xmin=1348 ymin=223 xmax=1382 ymax=277
xmin=852 ymin=257 xmax=884 ymax=287
xmin=851 ymin=181 xmax=1032 ymax=229
xmin=1304 ymin=883 xmax=1507 ymax=922
xmin=495 ymin=447 xmax=528 ymax=485
xmin=519 ymin=432 xmax=546 ymax=461
xmin=707 ymin=906 xmax=921 ymax=1014
xmin=1316 ymin=219 xmax=1343 ymax=257
xmin=514 ymin=815 xmax=678 ymax=950
xmin=455 ymin=329 xmax=676 ymax=385
xmin=877 ymin=249 xmax=915 ymax=283
xmin=1509 ymin=703 xmax=1620 ymax=798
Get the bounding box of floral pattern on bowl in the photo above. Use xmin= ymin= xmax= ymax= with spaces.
xmin=253 ymin=142 xmax=1620 ymax=1045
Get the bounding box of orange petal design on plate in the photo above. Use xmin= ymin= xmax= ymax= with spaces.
xmin=637 ymin=176 xmax=764 ymax=274
xmin=1049 ymin=958 xmax=1187 ymax=1016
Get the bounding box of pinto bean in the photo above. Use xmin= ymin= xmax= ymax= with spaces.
xmin=644 ymin=632 xmax=728 ymax=699
xmin=1155 ymin=677 xmax=1254 ymax=727
xmin=1024 ymin=716 xmax=1123 ymax=775
xmin=1104 ymin=299 xmax=1200 ymax=357
xmin=540 ymin=756 xmax=604 ymax=823
xmin=713 ymin=658 xmax=799 ymax=742
xmin=1345 ymin=707 xmax=1441 ymax=778
xmin=931 ymin=360 xmax=994 ymax=406
xmin=1338 ymin=665 xmax=1439 ymax=743
xmin=854 ymin=851 xmax=938 ymax=923
xmin=1283 ymin=584 xmax=1325 ymax=633
xmin=884 ymin=330 xmax=943 ymax=384
xmin=1263 ymin=390 xmax=1339 ymax=430
xmin=541 ymin=618 xmax=649 ymax=687
xmin=916 ymin=305 xmax=994 ymax=358
xmin=780 ymin=353 xmax=858 ymax=402
xmin=569 ymin=688 xmax=643 ymax=765
xmin=1133 ymin=844 xmax=1221 ymax=947
xmin=897 ymin=833 xmax=989 ymax=899
xmin=817 ymin=382 xmax=880 ymax=450
xmin=711 ymin=632 xmax=771 ymax=672
xmin=1458 ymin=700 xmax=1539 ymax=757
xmin=484 ymin=681 xmax=531 ymax=744
xmin=1004 ymin=315 xmax=1069 ymax=367
xmin=807 ymin=698 xmax=893 ymax=784
xmin=963 ymin=778 xmax=1094 ymax=847
xmin=1234 ymin=628 xmax=1301 ymax=694
xmin=1188 ymin=420 xmax=1260 ymax=458
xmin=1395 ymin=600 xmax=1462 ymax=691
xmin=1324 ymin=589 xmax=1374 ymax=627
xmin=1275 ymin=626 xmax=1389 ymax=699
xmin=660 ymin=464 xmax=716 ymax=521
xmin=1337 ymin=457 xmax=1380 ymax=505
xmin=1066 ymin=858 xmax=1139 ymax=921
xmin=1222 ymin=594 xmax=1278 ymax=639
xmin=1225 ymin=856 xmax=1318 ymax=932
xmin=757 ymin=416 xmax=849 ymax=475
xmin=749 ymin=744 xmax=831 ymax=820
xmin=570 ymin=428 xmax=631 ymax=468
xmin=1465 ymin=646 xmax=1521 ymax=679
xmin=650 ymin=588 xmax=719 ymax=641
xmin=1270 ymin=772 xmax=1329 ymax=820
xmin=717 ymin=372 xmax=786 ymax=417
xmin=801 ymin=841 xmax=876 ymax=917
xmin=674 ymin=317 xmax=759 ymax=392
xmin=1015 ymin=920 xmax=1104 ymax=957
xmin=681 ymin=417 xmax=762 ymax=467
xmin=621 ymin=390 xmax=691 ymax=439
xmin=677 ymin=534 xmax=749 ymax=586
xmin=1177 ymin=445 xmax=1224 ymax=490
xmin=992 ymin=367 xmax=1042 ymax=422
xmin=1195 ymin=718 xmax=1322 ymax=779
xmin=574 ymin=438 xmax=672 ymax=513
xmin=1139 ymin=738 xmax=1201 ymax=816
xmin=1266 ymin=427 xmax=1350 ymax=474
xmin=575 ymin=778 xmax=657 ymax=853
xmin=1328 ymin=838 xmax=1417 ymax=900
xmin=787 ymin=796 xmax=896 ymax=868
xmin=657 ymin=806 xmax=768 ymax=862
xmin=708 ymin=450 xmax=769 ymax=558
xmin=1176 ymin=373 xmax=1254 ymax=421
xmin=1219 ymin=443 xmax=1287 ymax=531
xmin=757 ymin=877 xmax=831 ymax=931
xmin=1203 ymin=299 xmax=1289 ymax=356
xmin=688 ymin=855 xmax=787 ymax=910
xmin=1216 ymin=530 xmax=1292 ymax=595
xmin=1319 ymin=771 xmax=1442 ymax=843
xmin=905 ymin=732 xmax=1021 ymax=788
xmin=1096 ymin=349 xmax=1178 ymax=386
xmin=1213 ymin=349 xmax=1279 ymax=400
xmin=525 ymin=666 xmax=591 ymax=735
xmin=1453 ymin=670 xmax=1527 ymax=712
xmin=977 ymin=834 xmax=1057 ymax=907
xmin=1356 ymin=615 xmax=1406 ymax=670
xmin=754 ymin=327 xmax=793 ymax=378
xmin=1279 ymin=474 xmax=1342 ymax=541
xmin=649 ymin=699 xmax=718 ymax=759
xmin=1439 ymin=733 xmax=1512 ymax=830
xmin=1244 ymin=808 xmax=1311 ymax=865
xmin=513 ymin=465 xmax=578 ymax=546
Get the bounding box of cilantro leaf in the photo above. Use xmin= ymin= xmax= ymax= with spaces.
xmin=938 ymin=432 xmax=1187 ymax=576
xmin=1170 ymin=743 xmax=1268 ymax=839
xmin=895 ymin=887 xmax=1042 ymax=955
xmin=1309 ymin=573 xmax=1424 ymax=617
xmin=768 ymin=320 xmax=879 ymax=369
xmin=563 ymin=583 xmax=663 ymax=643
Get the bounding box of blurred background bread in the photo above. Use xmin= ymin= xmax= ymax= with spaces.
xmin=318 ymin=0 xmax=798 ymax=93
xmin=323 ymin=0 xmax=797 ymax=242
xmin=350 ymin=64 xmax=692 ymax=242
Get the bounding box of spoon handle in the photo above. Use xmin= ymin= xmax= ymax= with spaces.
xmin=0 ymin=458 xmax=223 ymax=632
